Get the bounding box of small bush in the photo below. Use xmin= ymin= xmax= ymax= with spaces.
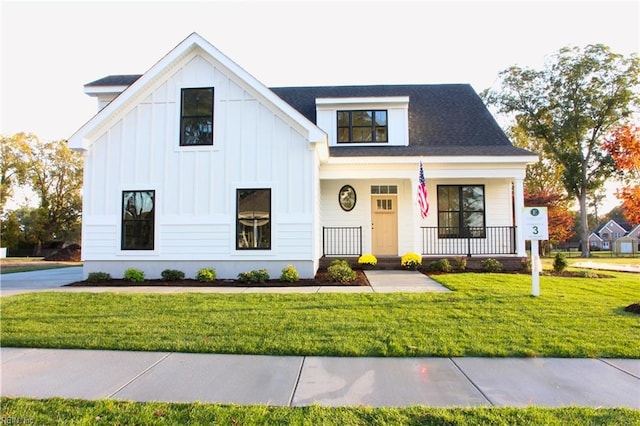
xmin=521 ymin=257 xmax=532 ymax=273
xmin=427 ymin=259 xmax=451 ymax=273
xmin=238 ymin=269 xmax=270 ymax=283
xmin=280 ymin=265 xmax=299 ymax=283
xmin=553 ymin=252 xmax=568 ymax=272
xmin=482 ymin=258 xmax=503 ymax=273
xmin=578 ymin=269 xmax=598 ymax=278
xmin=330 ymin=259 xmax=350 ymax=268
xmin=161 ymin=269 xmax=185 ymax=281
xmin=87 ymin=272 xmax=112 ymax=283
xmin=358 ymin=254 xmax=377 ymax=267
xmin=401 ymin=252 xmax=422 ymax=269
xmin=196 ymin=268 xmax=216 ymax=282
xmin=327 ymin=261 xmax=357 ymax=283
xmin=451 ymin=256 xmax=467 ymax=272
xmin=123 ymin=268 xmax=145 ymax=283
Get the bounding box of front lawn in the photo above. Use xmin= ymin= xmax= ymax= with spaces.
xmin=1 ymin=398 xmax=638 ymax=425
xmin=2 ymin=272 xmax=638 ymax=358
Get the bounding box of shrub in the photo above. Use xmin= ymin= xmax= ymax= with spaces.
xmin=238 ymin=269 xmax=270 ymax=283
xmin=427 ymin=259 xmax=451 ymax=273
xmin=280 ymin=265 xmax=299 ymax=283
xmin=161 ymin=269 xmax=185 ymax=281
xmin=87 ymin=272 xmax=112 ymax=283
xmin=196 ymin=268 xmax=216 ymax=282
xmin=521 ymin=257 xmax=532 ymax=273
xmin=123 ymin=268 xmax=145 ymax=283
xmin=401 ymin=252 xmax=422 ymax=269
xmin=553 ymin=252 xmax=568 ymax=273
xmin=358 ymin=254 xmax=377 ymax=267
xmin=579 ymin=269 xmax=598 ymax=278
xmin=482 ymin=258 xmax=503 ymax=273
xmin=327 ymin=261 xmax=357 ymax=283
xmin=451 ymin=256 xmax=467 ymax=272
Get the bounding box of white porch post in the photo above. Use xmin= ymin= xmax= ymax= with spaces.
xmin=514 ymin=177 xmax=526 ymax=256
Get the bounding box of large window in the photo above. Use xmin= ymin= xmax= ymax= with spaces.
xmin=337 ymin=110 xmax=388 ymax=143
xmin=122 ymin=190 xmax=155 ymax=250
xmin=437 ymin=185 xmax=485 ymax=238
xmin=180 ymin=87 xmax=214 ymax=146
xmin=237 ymin=189 xmax=271 ymax=250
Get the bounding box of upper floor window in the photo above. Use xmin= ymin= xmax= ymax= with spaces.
xmin=122 ymin=190 xmax=155 ymax=250
xmin=180 ymin=87 xmax=213 ymax=146
xmin=437 ymin=185 xmax=485 ymax=238
xmin=337 ymin=110 xmax=388 ymax=143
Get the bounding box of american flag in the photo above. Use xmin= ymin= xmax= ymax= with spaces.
xmin=417 ymin=161 xmax=429 ymax=218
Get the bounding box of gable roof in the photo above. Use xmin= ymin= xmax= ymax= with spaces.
xmin=271 ymin=85 xmax=536 ymax=157
xmin=69 ymin=33 xmax=326 ymax=151
xmin=595 ymin=219 xmax=630 ymax=234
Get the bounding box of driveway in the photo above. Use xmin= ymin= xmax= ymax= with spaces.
xmin=0 ymin=267 xmax=82 ymax=296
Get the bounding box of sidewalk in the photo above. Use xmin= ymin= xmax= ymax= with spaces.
xmin=1 ymin=348 xmax=638 ymax=408
xmin=0 ymin=269 xmax=449 ymax=296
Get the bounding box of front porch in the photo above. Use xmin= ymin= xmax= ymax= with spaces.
xmin=322 ymin=226 xmax=518 ymax=258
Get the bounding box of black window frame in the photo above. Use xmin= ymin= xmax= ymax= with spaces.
xmin=121 ymin=190 xmax=155 ymax=250
xmin=437 ymin=185 xmax=486 ymax=239
xmin=236 ymin=188 xmax=272 ymax=250
xmin=337 ymin=110 xmax=388 ymax=144
xmin=180 ymin=87 xmax=214 ymax=146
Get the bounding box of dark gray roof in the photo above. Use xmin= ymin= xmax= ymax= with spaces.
xmin=271 ymin=84 xmax=535 ymax=157
xmin=85 ymin=75 xmax=142 ymax=87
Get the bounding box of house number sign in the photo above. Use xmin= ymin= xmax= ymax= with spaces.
xmin=339 ymin=185 xmax=356 ymax=211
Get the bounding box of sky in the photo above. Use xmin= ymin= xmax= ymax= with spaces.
xmin=1 ymin=0 xmax=639 ymax=211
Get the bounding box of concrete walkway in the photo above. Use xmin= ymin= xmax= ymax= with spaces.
xmin=1 ymin=348 xmax=638 ymax=408
xmin=573 ymin=261 xmax=640 ymax=273
xmin=0 ymin=269 xmax=448 ymax=296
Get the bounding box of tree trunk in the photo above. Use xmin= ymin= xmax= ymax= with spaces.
xmin=579 ymin=189 xmax=591 ymax=258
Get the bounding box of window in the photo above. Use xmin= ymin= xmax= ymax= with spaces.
xmin=122 ymin=191 xmax=155 ymax=250
xmin=371 ymin=185 xmax=397 ymax=194
xmin=237 ymin=189 xmax=271 ymax=249
xmin=180 ymin=87 xmax=213 ymax=146
xmin=337 ymin=110 xmax=388 ymax=143
xmin=437 ymin=185 xmax=485 ymax=238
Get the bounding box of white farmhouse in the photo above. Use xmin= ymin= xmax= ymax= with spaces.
xmin=69 ymin=33 xmax=537 ymax=279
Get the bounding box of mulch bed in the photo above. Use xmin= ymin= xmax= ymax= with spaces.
xmin=624 ymin=303 xmax=640 ymax=314
xmin=65 ymin=270 xmax=370 ymax=287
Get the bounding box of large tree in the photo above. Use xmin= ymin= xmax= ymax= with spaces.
xmin=0 ymin=133 xmax=31 ymax=213
xmin=603 ymin=124 xmax=640 ymax=225
xmin=484 ymin=44 xmax=639 ymax=256
xmin=26 ymin=137 xmax=83 ymax=254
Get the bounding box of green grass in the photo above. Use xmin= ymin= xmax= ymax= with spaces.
xmin=2 ymin=272 xmax=638 ymax=358
xmin=1 ymin=398 xmax=638 ymax=425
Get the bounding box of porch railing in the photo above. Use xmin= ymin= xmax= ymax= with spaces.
xmin=323 ymin=226 xmax=362 ymax=256
xmin=420 ymin=226 xmax=517 ymax=256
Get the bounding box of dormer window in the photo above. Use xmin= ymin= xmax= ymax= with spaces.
xmin=180 ymin=87 xmax=214 ymax=146
xmin=337 ymin=110 xmax=388 ymax=143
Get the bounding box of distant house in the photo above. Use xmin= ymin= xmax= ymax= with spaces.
xmin=626 ymin=224 xmax=640 ymax=250
xmin=590 ymin=219 xmax=630 ymax=250
xmin=68 ymin=33 xmax=537 ymax=280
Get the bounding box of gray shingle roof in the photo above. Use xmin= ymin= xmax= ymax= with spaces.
xmin=85 ymin=75 xmax=142 ymax=87
xmin=271 ymin=84 xmax=535 ymax=157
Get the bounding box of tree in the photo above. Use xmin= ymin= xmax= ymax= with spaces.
xmin=0 ymin=133 xmax=32 ymax=213
xmin=484 ymin=44 xmax=640 ymax=257
xmin=603 ymin=124 xmax=640 ymax=225
xmin=508 ymin=126 xmax=565 ymax=195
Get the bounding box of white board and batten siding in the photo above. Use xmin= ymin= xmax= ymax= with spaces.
xmin=82 ymin=50 xmax=319 ymax=279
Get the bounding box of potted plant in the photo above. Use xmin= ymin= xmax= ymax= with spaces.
xmin=401 ymin=252 xmax=422 ymax=270
xmin=358 ymin=253 xmax=377 ymax=269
